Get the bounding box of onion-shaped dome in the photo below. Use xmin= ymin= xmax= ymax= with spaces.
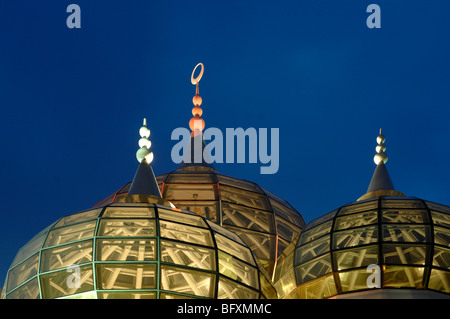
xmin=93 ymin=169 xmax=305 ymax=278
xmin=293 ymin=197 xmax=450 ymax=299
xmin=2 ymin=197 xmax=265 ymax=299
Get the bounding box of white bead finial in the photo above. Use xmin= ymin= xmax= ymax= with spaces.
xmin=374 ymin=128 xmax=388 ymax=165
xmin=136 ymin=118 xmax=154 ymax=163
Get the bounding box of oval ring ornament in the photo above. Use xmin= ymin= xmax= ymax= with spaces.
xmin=191 ymin=63 xmax=204 ymax=85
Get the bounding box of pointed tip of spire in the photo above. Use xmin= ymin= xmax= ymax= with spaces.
xmin=357 ymin=129 xmax=405 ymax=201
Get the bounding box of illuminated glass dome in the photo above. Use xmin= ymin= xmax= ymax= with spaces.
xmin=294 ymin=197 xmax=450 ymax=299
xmin=292 ymin=130 xmax=450 ymax=299
xmin=1 ymin=119 xmax=267 ymax=299
xmin=2 ymin=199 xmax=264 ymax=299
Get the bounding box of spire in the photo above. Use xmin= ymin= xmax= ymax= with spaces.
xmin=179 ymin=63 xmax=214 ymax=171
xmin=358 ymin=129 xmax=405 ymax=201
xmin=128 ymin=119 xmax=162 ymax=197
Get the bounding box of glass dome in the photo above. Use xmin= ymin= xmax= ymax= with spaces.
xmin=292 ymin=197 xmax=450 ymax=299
xmin=2 ymin=197 xmax=266 ymax=299
xmin=93 ymin=167 xmax=306 ymax=278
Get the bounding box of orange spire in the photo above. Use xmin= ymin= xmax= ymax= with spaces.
xmin=189 ymin=63 xmax=205 ymax=136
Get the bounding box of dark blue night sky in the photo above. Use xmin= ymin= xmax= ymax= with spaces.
xmin=1 ymin=1 xmax=449 ymax=280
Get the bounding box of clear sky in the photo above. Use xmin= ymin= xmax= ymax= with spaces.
xmin=1 ymin=0 xmax=449 ymax=281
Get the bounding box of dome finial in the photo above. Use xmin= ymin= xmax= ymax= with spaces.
xmin=136 ymin=118 xmax=154 ymax=164
xmin=190 ymin=63 xmax=205 ymax=136
xmin=374 ymin=128 xmax=388 ymax=165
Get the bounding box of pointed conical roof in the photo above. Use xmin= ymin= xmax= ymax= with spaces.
xmin=128 ymin=159 xmax=162 ymax=197
xmin=358 ymin=129 xmax=405 ymax=201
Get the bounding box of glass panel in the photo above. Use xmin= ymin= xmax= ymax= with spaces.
xmin=433 ymin=246 xmax=450 ymax=269
xmin=275 ymin=216 xmax=301 ymax=243
xmin=269 ymin=199 xmax=305 ymax=228
xmin=383 ymin=265 xmax=425 ymax=288
xmin=227 ymin=229 xmax=275 ymax=266
xmin=222 ymin=202 xmax=274 ymax=234
xmin=159 ymin=292 xmax=196 ymax=299
xmin=273 ymin=268 xmax=296 ymax=299
xmin=382 ymin=225 xmax=430 ymax=243
xmin=431 ymin=211 xmax=450 ymax=228
xmin=5 ymin=278 xmax=39 ymax=299
xmin=58 ymin=291 xmax=97 ymax=299
xmin=217 ymin=276 xmax=259 ymax=299
xmin=426 ymin=201 xmax=450 ymax=214
xmin=428 ymin=269 xmax=450 ymax=293
xmin=96 ymin=239 xmax=156 ymax=261
xmin=274 ymin=242 xmax=296 ymax=283
xmin=382 ymin=210 xmax=429 ymax=224
xmin=333 ymin=245 xmax=378 ymax=271
xmin=207 ymin=220 xmax=246 ymax=245
xmin=338 ymin=200 xmax=378 ymax=216
xmin=220 ymin=185 xmax=271 ymax=211
xmin=164 ymin=183 xmax=218 ymax=201
xmin=299 ymin=220 xmax=333 ymax=245
xmin=170 ymin=201 xmax=218 ymax=223
xmin=160 ymin=265 xmax=215 ymax=298
xmin=334 ymin=210 xmax=378 ymax=230
xmin=298 ymin=273 xmax=336 ymax=299
xmin=295 ymin=254 xmax=332 ymax=284
xmin=296 ymin=235 xmax=330 ymax=264
xmin=217 ymin=175 xmax=262 ymax=193
xmin=333 ymin=226 xmax=378 ymax=249
xmin=41 ymin=240 xmax=92 ymax=272
xmin=45 ymin=220 xmax=96 ymax=247
xmin=218 ymin=251 xmax=259 ymax=289
xmin=96 ymin=263 xmax=156 ymax=290
xmin=158 ymin=208 xmax=207 ymax=228
xmin=10 ymin=223 xmax=54 ymax=268
xmin=305 ymin=210 xmax=338 ymax=230
xmin=434 ymin=226 xmax=450 ymax=247
xmin=214 ymin=233 xmax=254 ymax=264
xmin=7 ymin=253 xmax=39 ymax=292
xmin=98 ymin=291 xmax=156 ymax=299
xmin=382 ymin=199 xmax=425 ymax=209
xmin=338 ymin=268 xmax=375 ymax=292
xmin=102 ymin=207 xmax=155 ymax=218
xmin=54 ymin=208 xmax=102 ymax=228
xmin=383 ymin=244 xmax=428 ymax=265
xmin=160 ymin=220 xmax=213 ymax=247
xmin=97 ymin=219 xmax=156 ymax=237
xmin=167 ymin=173 xmax=217 ymax=183
xmin=260 ymin=187 xmax=296 ymax=211
xmin=160 ymin=239 xmax=215 ymax=270
xmin=40 ymin=265 xmax=94 ymax=299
